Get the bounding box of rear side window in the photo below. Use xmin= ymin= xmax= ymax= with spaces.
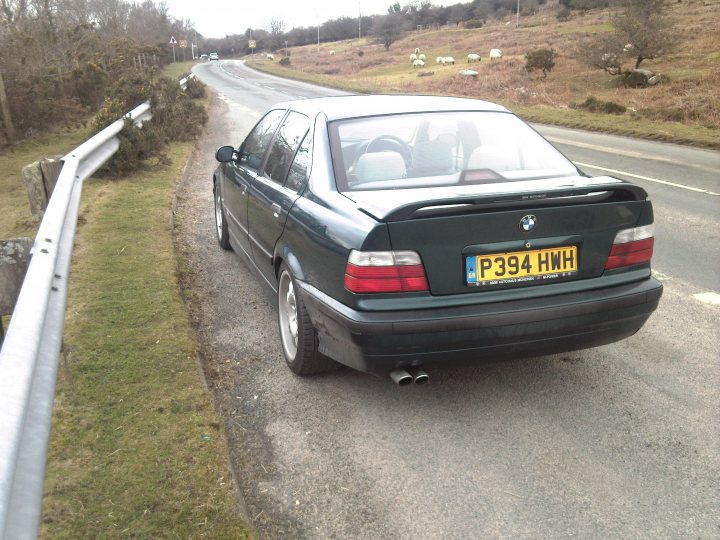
xmin=264 ymin=112 xmax=310 ymax=184
xmin=285 ymin=133 xmax=310 ymax=193
xmin=239 ymin=109 xmax=285 ymax=170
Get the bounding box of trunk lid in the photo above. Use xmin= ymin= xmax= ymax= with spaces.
xmin=343 ymin=176 xmax=651 ymax=295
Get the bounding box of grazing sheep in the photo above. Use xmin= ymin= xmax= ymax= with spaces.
xmin=413 ymin=59 xmax=426 ymax=68
xmin=266 ymin=53 xmax=274 ymax=60
xmin=460 ymin=69 xmax=479 ymax=77
xmin=441 ymin=56 xmax=455 ymax=65
xmin=410 ymin=53 xmax=418 ymax=62
xmin=489 ymin=49 xmax=502 ymax=60
xmin=467 ymin=53 xmax=481 ymax=63
xmin=623 ymin=43 xmax=634 ymax=53
xmin=418 ymin=53 xmax=426 ymax=61
xmin=436 ymin=56 xmax=443 ymax=64
xmin=414 ymin=47 xmax=421 ymax=54
xmin=329 ymin=50 xmax=335 ymax=55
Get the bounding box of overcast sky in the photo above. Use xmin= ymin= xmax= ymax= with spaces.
xmin=164 ymin=0 xmax=402 ymax=39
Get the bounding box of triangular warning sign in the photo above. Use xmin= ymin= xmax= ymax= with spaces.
xmin=169 ymin=36 xmax=177 ymax=45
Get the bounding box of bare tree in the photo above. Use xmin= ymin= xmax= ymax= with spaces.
xmin=268 ymin=17 xmax=285 ymax=51
xmin=372 ymin=12 xmax=407 ymax=51
xmin=612 ymin=0 xmax=676 ymax=69
xmin=577 ymin=0 xmax=676 ymax=75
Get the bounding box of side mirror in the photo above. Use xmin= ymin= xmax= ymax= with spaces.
xmin=215 ymin=145 xmax=236 ymax=163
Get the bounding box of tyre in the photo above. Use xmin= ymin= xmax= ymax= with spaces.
xmin=214 ymin=182 xmax=231 ymax=250
xmin=277 ymin=263 xmax=337 ymax=375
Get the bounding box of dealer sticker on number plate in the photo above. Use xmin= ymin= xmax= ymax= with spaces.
xmin=466 ymin=246 xmax=578 ymax=286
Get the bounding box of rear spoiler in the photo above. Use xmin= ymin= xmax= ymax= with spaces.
xmin=373 ymin=183 xmax=649 ymax=222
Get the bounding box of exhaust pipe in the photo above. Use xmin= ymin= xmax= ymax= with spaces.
xmin=389 ymin=369 xmax=413 ymax=386
xmin=409 ymin=367 xmax=429 ymax=385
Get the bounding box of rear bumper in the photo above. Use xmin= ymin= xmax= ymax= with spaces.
xmin=298 ymin=278 xmax=663 ymax=375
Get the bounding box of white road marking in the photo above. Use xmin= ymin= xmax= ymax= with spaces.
xmin=262 ymin=85 xmax=276 ymax=90
xmin=693 ymin=292 xmax=720 ymax=306
xmin=575 ymin=162 xmax=720 ymax=196
xmin=296 ymin=95 xmax=308 ymax=99
xmin=547 ymin=136 xmax=720 ymax=174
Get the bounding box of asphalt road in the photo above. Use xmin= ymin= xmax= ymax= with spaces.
xmin=176 ymin=59 xmax=720 ymax=538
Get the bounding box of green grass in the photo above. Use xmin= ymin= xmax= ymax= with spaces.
xmin=508 ymin=105 xmax=720 ymax=147
xmin=0 ymin=127 xmax=90 ymax=238
xmin=0 ymin=63 xmax=251 ymax=538
xmin=41 ymin=145 xmax=251 ymax=538
xmin=163 ymin=59 xmax=198 ymax=81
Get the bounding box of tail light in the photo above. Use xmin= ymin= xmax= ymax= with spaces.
xmin=605 ymin=224 xmax=654 ymax=270
xmin=344 ymin=250 xmax=429 ymax=293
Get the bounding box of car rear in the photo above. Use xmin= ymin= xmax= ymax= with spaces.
xmin=297 ymin=104 xmax=662 ymax=374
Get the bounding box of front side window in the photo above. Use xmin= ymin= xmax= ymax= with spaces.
xmin=264 ymin=111 xmax=310 ymax=184
xmin=329 ymin=111 xmax=578 ymax=191
xmin=239 ymin=109 xmax=285 ymax=171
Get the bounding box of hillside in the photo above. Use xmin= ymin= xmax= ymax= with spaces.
xmin=248 ymin=0 xmax=719 ymax=147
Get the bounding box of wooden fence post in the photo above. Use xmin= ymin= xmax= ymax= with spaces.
xmin=0 ymin=70 xmax=16 ymax=143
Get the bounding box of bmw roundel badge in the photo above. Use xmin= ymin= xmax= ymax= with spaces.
xmin=520 ymin=214 xmax=536 ymax=232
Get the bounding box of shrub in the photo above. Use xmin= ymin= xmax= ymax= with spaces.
xmin=639 ymin=107 xmax=685 ymax=122
xmin=465 ymin=19 xmax=483 ymax=29
xmin=184 ymin=77 xmax=206 ymax=99
xmin=357 ymin=49 xmax=364 ymax=57
xmin=556 ymin=7 xmax=572 ymax=21
xmin=571 ymin=96 xmax=626 ymax=115
xmin=279 ymin=57 xmax=290 ymax=66
xmin=525 ymin=48 xmax=558 ymax=77
xmin=92 ymin=74 xmax=207 ymax=177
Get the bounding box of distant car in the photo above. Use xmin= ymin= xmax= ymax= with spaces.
xmin=200 ymin=54 xmax=208 ymax=60
xmin=209 ymin=52 xmax=219 ymax=61
xmin=212 ymin=95 xmax=662 ymax=385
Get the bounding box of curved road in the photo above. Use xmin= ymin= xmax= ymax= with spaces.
xmin=176 ymin=60 xmax=719 ymax=538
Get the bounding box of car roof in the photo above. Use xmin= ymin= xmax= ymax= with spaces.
xmin=276 ymin=95 xmax=510 ymax=121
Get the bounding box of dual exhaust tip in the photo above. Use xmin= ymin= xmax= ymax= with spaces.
xmin=390 ymin=368 xmax=429 ymax=386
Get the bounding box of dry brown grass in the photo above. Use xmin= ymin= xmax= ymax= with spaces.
xmin=256 ymin=0 xmax=720 ymax=138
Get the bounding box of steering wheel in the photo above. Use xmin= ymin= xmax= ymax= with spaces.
xmin=364 ymin=135 xmax=413 ymax=168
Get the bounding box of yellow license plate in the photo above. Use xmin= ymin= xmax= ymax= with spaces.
xmin=466 ymin=246 xmax=578 ymax=286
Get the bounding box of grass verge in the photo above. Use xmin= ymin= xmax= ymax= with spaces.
xmin=40 ymin=144 xmax=251 ymax=538
xmin=163 ymin=60 xmax=199 ymax=81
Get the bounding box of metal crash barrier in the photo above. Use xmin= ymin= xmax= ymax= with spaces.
xmin=0 ymin=75 xmax=192 ymax=540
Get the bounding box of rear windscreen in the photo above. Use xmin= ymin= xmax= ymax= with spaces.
xmin=328 ymin=111 xmax=578 ymax=192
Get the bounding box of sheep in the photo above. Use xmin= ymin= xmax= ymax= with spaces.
xmin=410 ymin=53 xmax=418 ymax=62
xmin=441 ymin=56 xmax=455 ymax=65
xmin=413 ymin=59 xmax=426 ymax=68
xmin=467 ymin=53 xmax=481 ymax=63
xmin=436 ymin=56 xmax=443 ymax=64
xmin=329 ymin=50 xmax=335 ymax=55
xmin=414 ymin=47 xmax=421 ymax=54
xmin=418 ymin=53 xmax=426 ymax=61
xmin=623 ymin=43 xmax=635 ymax=53
xmin=266 ymin=53 xmax=274 ymax=60
xmin=489 ymin=49 xmax=502 ymax=60
xmin=460 ymin=69 xmax=478 ymax=77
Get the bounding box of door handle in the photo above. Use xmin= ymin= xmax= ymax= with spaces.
xmin=271 ymin=203 xmax=282 ymax=218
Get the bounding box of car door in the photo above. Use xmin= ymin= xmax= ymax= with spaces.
xmin=247 ymin=111 xmax=312 ymax=285
xmin=222 ymin=109 xmax=285 ymax=257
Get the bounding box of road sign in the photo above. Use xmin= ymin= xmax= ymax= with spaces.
xmin=179 ymin=40 xmax=188 ymax=48
xmin=169 ymin=36 xmax=177 ymax=45
xmin=248 ymin=39 xmax=256 ymax=49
